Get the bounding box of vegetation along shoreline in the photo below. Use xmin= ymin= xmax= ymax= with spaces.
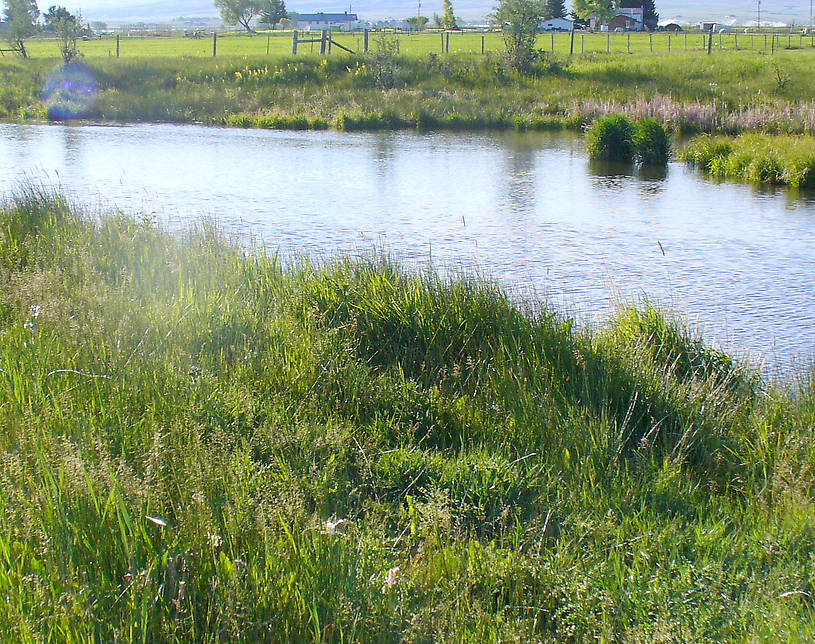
xmin=3 ymin=47 xmax=815 ymax=137
xmin=1 ymin=190 xmax=814 ymax=640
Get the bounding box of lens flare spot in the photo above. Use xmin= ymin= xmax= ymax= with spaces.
xmin=43 ymin=64 xmax=98 ymax=121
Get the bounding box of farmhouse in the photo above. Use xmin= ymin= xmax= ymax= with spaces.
xmin=291 ymin=11 xmax=360 ymax=31
xmin=539 ymin=17 xmax=574 ymax=31
xmin=618 ymin=0 xmax=645 ymax=26
xmin=607 ymin=14 xmax=642 ymax=31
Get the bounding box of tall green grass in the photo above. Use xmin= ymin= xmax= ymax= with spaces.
xmin=4 ymin=50 xmax=815 ymax=132
xmin=0 ymin=190 xmax=814 ymax=641
xmin=680 ymin=133 xmax=815 ymax=187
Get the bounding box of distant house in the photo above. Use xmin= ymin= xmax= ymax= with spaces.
xmin=590 ymin=2 xmax=645 ymax=32
xmin=539 ymin=17 xmax=574 ymax=31
xmin=663 ymin=23 xmax=683 ymax=32
xmin=699 ymin=21 xmax=717 ymax=31
xmin=618 ymin=0 xmax=645 ymax=26
xmin=291 ymin=11 xmax=360 ymax=31
xmin=607 ymin=14 xmax=642 ymax=31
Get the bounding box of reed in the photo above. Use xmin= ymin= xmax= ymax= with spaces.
xmin=0 ymin=190 xmax=813 ymax=641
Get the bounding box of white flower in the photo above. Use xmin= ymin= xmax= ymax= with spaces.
xmin=381 ymin=566 xmax=400 ymax=592
xmin=321 ymin=517 xmax=348 ymax=535
xmin=29 ymin=305 xmax=42 ymax=318
xmin=209 ymin=533 xmax=224 ymax=548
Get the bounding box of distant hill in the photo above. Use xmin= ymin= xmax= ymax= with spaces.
xmin=70 ymin=0 xmax=815 ymax=27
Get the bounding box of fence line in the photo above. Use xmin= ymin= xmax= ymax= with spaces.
xmin=27 ymin=28 xmax=815 ymax=59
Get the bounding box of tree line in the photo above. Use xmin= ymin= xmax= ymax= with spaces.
xmin=2 ymin=0 xmax=88 ymax=59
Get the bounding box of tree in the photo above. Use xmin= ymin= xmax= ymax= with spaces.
xmin=259 ymin=0 xmax=286 ymax=30
xmin=544 ymin=0 xmax=566 ymax=19
xmin=572 ymin=0 xmax=615 ymax=24
xmin=642 ymin=0 xmax=658 ymax=30
xmin=406 ymin=15 xmax=429 ymax=30
xmin=441 ymin=0 xmax=457 ymax=29
xmin=490 ymin=0 xmax=546 ymax=71
xmin=2 ymin=0 xmax=39 ymax=57
xmin=214 ymin=0 xmax=262 ymax=33
xmin=432 ymin=12 xmax=442 ymax=28
xmin=43 ymin=5 xmax=82 ymax=62
xmin=43 ymin=4 xmax=71 ymax=31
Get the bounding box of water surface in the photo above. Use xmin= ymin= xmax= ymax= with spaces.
xmin=3 ymin=122 xmax=814 ymax=369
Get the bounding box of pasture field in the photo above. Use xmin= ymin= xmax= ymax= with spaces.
xmin=20 ymin=28 xmax=815 ymax=60
xmin=1 ymin=190 xmax=814 ymax=641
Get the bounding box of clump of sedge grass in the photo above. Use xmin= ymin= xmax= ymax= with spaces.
xmin=585 ymin=114 xmax=636 ymax=162
xmin=680 ymin=133 xmax=815 ymax=187
xmin=633 ymin=117 xmax=671 ymax=165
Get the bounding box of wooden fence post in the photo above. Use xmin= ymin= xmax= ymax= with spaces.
xmin=320 ymin=30 xmax=327 ymax=55
xmin=649 ymin=32 xmax=653 ymax=52
xmin=212 ymin=32 xmax=217 ymax=57
xmin=440 ymin=31 xmax=444 ymax=53
xmin=581 ymin=34 xmax=584 ymax=53
xmin=266 ymin=32 xmax=270 ymax=55
xmin=551 ymin=32 xmax=555 ymax=52
xmin=606 ymin=32 xmax=610 ymax=53
xmin=364 ymin=29 xmax=369 ymax=53
xmin=292 ymin=30 xmax=298 ymax=54
xmin=116 ymin=34 xmax=120 ymax=57
xmin=446 ymin=31 xmax=450 ymax=53
xmin=481 ymin=34 xmax=485 ymax=54
xmin=668 ymin=34 xmax=671 ymax=51
xmin=627 ymin=32 xmax=630 ymax=53
xmin=707 ymin=27 xmax=713 ymax=54
xmin=569 ymin=28 xmax=574 ymax=55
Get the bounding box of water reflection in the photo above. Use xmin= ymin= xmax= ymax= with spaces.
xmin=501 ymin=136 xmax=537 ymax=217
xmin=0 ymin=122 xmax=814 ymax=368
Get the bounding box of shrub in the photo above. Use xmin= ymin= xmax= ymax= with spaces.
xmin=585 ymin=114 xmax=635 ymax=162
xmin=633 ymin=117 xmax=671 ymax=165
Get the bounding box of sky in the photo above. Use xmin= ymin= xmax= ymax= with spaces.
xmin=50 ymin=0 xmax=815 ymax=27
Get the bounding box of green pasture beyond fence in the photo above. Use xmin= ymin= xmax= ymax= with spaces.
xmin=18 ymin=28 xmax=815 ymax=60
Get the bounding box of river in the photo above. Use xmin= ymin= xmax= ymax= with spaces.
xmin=3 ymin=122 xmax=814 ymax=369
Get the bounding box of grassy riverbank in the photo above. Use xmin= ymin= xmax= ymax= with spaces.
xmin=4 ymin=49 xmax=815 ymax=133
xmin=680 ymin=133 xmax=815 ymax=188
xmin=1 ymin=191 xmax=814 ymax=641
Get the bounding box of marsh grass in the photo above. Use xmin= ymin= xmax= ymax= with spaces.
xmin=5 ymin=50 xmax=815 ymax=133
xmin=681 ymin=133 xmax=815 ymax=187
xmin=0 ymin=190 xmax=814 ymax=641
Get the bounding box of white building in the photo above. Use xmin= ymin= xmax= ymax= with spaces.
xmin=539 ymin=17 xmax=574 ymax=31
xmin=292 ymin=12 xmax=360 ymax=31
xmin=618 ymin=1 xmax=645 ymax=25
